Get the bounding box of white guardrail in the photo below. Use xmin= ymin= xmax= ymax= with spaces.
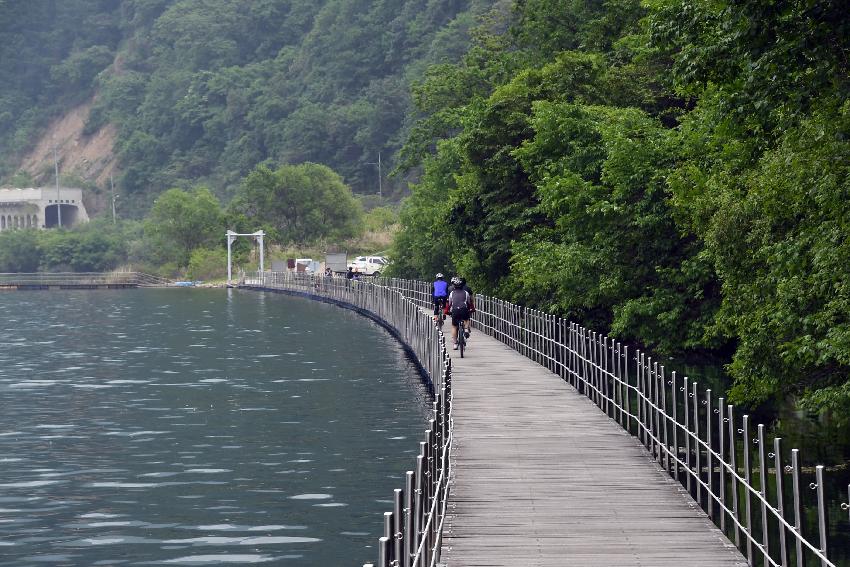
xmin=243 ymin=272 xmax=849 ymax=567
xmin=378 ymin=276 xmax=849 ymax=567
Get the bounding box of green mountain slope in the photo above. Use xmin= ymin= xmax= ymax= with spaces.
xmin=0 ymin=0 xmax=490 ymax=213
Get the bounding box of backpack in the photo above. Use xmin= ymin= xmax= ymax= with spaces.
xmin=448 ymin=288 xmax=470 ymax=312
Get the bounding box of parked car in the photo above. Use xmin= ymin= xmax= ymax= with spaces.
xmin=347 ymin=255 xmax=389 ymax=276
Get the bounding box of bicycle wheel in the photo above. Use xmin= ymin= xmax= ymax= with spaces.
xmin=458 ymin=334 xmax=465 ymax=358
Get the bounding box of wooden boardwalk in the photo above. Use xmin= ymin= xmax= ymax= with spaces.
xmin=440 ymin=328 xmax=747 ymax=566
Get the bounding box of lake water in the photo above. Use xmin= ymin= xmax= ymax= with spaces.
xmin=0 ymin=289 xmax=430 ymax=566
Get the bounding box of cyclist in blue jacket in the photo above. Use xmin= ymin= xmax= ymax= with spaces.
xmin=432 ymin=273 xmax=449 ymax=324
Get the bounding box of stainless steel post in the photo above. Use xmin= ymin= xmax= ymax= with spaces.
xmin=774 ymin=438 xmax=788 ymax=567
xmin=743 ymin=414 xmax=753 ymax=564
xmin=428 ymin=425 xmax=437 ymax=557
xmin=548 ymin=313 xmax=555 ymax=372
xmin=384 ymin=511 xmax=393 ymax=542
xmin=566 ymin=319 xmax=572 ymax=384
xmin=581 ymin=327 xmax=589 ymax=396
xmin=729 ymin=405 xmax=741 ymax=548
xmin=661 ymin=365 xmax=669 ymax=472
xmin=636 ymin=349 xmax=643 ymax=444
xmin=719 ymin=397 xmax=726 ymax=534
xmin=671 ymin=371 xmax=679 ymax=482
xmin=597 ymin=332 xmax=603 ymax=409
xmin=405 ymin=471 xmax=414 ymax=567
xmin=617 ymin=342 xmax=625 ymax=427
xmin=414 ymin=456 xmax=424 ymax=564
xmin=693 ymin=380 xmax=701 ymax=506
xmin=394 ymin=488 xmax=404 ymax=565
xmin=536 ymin=310 xmax=541 ymax=364
xmin=816 ymin=465 xmax=827 ymax=567
xmin=421 ymin=436 xmax=431 ymax=562
xmin=653 ymin=361 xmax=661 ymax=464
xmin=638 ymin=351 xmax=645 ymax=446
xmin=592 ymin=331 xmax=599 ymax=407
xmin=602 ymin=336 xmax=609 ymax=415
xmin=625 ymin=345 xmax=631 ymax=434
xmin=706 ymin=389 xmax=713 ymax=519
xmin=684 ymin=377 xmax=692 ymax=493
xmin=379 ymin=536 xmax=390 ymax=567
xmin=758 ymin=424 xmax=769 ymax=564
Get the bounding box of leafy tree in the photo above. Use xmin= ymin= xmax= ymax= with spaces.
xmin=651 ymin=0 xmax=850 ymax=410
xmin=385 ymin=139 xmax=463 ymax=280
xmin=668 ymin=101 xmax=850 ymax=411
xmin=39 ymin=220 xmax=128 ymax=272
xmin=231 ymin=162 xmax=364 ymax=244
xmin=651 ymin=0 xmax=850 ymax=138
xmin=510 ymin=102 xmax=719 ymax=353
xmin=144 ymin=186 xmax=224 ymax=265
xmin=187 ymin=247 xmax=227 ymax=280
xmin=364 ymin=206 xmax=398 ymax=232
xmin=0 ymin=229 xmax=41 ymax=272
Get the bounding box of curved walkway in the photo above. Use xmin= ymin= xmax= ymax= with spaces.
xmin=440 ymin=328 xmax=747 ymax=566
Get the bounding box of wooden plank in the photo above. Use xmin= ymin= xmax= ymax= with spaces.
xmin=440 ymin=327 xmax=747 ymax=566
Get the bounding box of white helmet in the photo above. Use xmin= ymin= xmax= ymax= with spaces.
xmin=451 ymin=276 xmax=461 ymax=286
xmin=435 ymin=273 xmax=444 ymax=279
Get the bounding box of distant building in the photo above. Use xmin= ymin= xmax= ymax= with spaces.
xmin=0 ymin=187 xmax=90 ymax=230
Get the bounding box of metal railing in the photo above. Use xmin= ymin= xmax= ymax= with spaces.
xmin=240 ymin=272 xmax=453 ymax=567
xmin=0 ymin=272 xmax=171 ymax=287
xmin=376 ymin=277 xmax=849 ymax=567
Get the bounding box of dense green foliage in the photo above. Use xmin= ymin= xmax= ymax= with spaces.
xmin=144 ymin=186 xmax=224 ymax=266
xmin=0 ymin=220 xmax=129 ymax=272
xmin=0 ymin=0 xmax=489 ymax=213
xmin=389 ymin=0 xmax=850 ymax=418
xmin=231 ymin=163 xmax=364 ymax=243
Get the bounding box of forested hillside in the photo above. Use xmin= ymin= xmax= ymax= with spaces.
xmin=389 ymin=0 xmax=850 ymax=419
xmin=2 ymin=0 xmax=849 ymax=423
xmin=0 ymin=0 xmax=488 ymax=212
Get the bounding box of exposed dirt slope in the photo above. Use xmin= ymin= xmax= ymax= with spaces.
xmin=19 ymin=100 xmax=118 ymax=191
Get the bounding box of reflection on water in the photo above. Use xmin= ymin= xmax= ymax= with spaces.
xmin=0 ymin=289 xmax=429 ymax=566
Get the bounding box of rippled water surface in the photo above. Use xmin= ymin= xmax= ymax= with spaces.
xmin=0 ymin=289 xmax=429 ymax=566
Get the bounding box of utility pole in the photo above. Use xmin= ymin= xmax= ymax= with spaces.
xmin=110 ymin=175 xmax=119 ymax=224
xmin=53 ymin=139 xmax=62 ymax=228
xmin=366 ymin=152 xmax=382 ymax=198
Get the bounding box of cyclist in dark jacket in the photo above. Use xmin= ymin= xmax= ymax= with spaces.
xmin=449 ymin=277 xmax=475 ymax=314
xmin=445 ymin=276 xmax=474 ymax=349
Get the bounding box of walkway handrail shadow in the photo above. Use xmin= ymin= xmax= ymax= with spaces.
xmin=240 ymin=271 xmax=453 ymax=567
xmin=378 ymin=276 xmax=847 ymax=567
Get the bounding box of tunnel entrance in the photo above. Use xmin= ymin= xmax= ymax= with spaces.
xmin=44 ymin=204 xmax=79 ymax=228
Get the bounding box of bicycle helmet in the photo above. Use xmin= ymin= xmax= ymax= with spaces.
xmin=435 ymin=273 xmax=444 ymax=279
xmin=451 ymin=276 xmax=461 ymax=286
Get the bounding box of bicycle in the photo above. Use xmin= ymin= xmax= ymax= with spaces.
xmin=433 ymin=297 xmax=447 ymax=329
xmin=457 ymin=319 xmax=467 ymax=357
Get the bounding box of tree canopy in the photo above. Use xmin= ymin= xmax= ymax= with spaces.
xmin=231 ymin=162 xmax=364 ymax=244
xmin=388 ymin=0 xmax=850 ymax=420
